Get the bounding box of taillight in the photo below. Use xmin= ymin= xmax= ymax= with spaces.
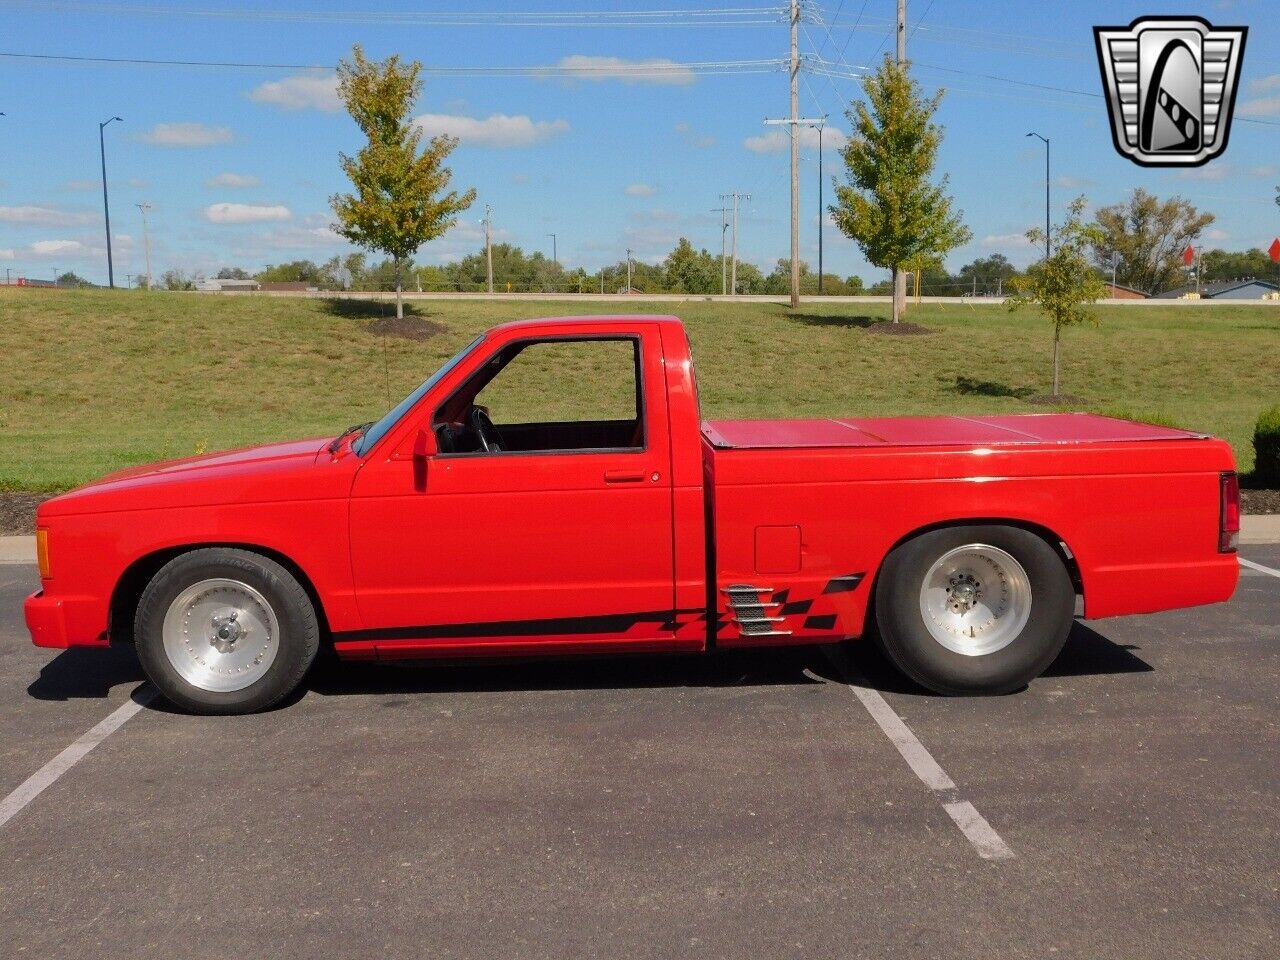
xmin=1219 ymin=471 xmax=1239 ymax=553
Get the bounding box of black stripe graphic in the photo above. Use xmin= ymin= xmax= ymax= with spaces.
xmin=822 ymin=572 xmax=865 ymax=594
xmin=804 ymin=614 xmax=837 ymax=629
xmin=335 ymin=608 xmax=705 ymax=643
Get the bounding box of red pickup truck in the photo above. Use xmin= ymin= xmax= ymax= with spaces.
xmin=26 ymin=315 xmax=1240 ymax=713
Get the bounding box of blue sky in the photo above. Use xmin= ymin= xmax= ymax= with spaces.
xmin=1 ymin=0 xmax=1277 ymax=286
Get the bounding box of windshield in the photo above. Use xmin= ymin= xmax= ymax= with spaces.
xmin=352 ymin=336 xmax=485 ymax=456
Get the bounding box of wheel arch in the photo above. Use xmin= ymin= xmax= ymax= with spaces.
xmin=867 ymin=517 xmax=1085 ymax=616
xmin=109 ymin=542 xmax=332 ymax=645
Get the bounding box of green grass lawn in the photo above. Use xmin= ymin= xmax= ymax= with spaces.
xmin=1 ymin=287 xmax=1276 ymax=490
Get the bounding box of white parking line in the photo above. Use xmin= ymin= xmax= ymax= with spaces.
xmin=818 ymin=648 xmax=1015 ymax=861
xmin=0 ymin=684 xmax=155 ymax=830
xmin=1240 ymin=557 xmax=1280 ymax=580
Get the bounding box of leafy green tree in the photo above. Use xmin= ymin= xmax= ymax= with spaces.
xmin=1007 ymin=197 xmax=1106 ymax=398
xmin=160 ymin=268 xmax=202 ymax=291
xmin=663 ymin=238 xmax=719 ymax=293
xmin=330 ymin=44 xmax=476 ymax=318
xmin=215 ymin=267 xmax=252 ymax=280
xmin=955 ymin=253 xmax=1019 ymax=296
xmin=831 ymin=55 xmax=970 ymax=323
xmin=55 ymin=271 xmax=92 ymax=288
xmin=1089 ymin=188 xmax=1214 ymax=295
xmin=1200 ymin=248 xmax=1275 ymax=284
xmin=256 ymin=260 xmax=340 ymax=288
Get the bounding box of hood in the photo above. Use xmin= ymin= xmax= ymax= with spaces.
xmin=40 ymin=436 xmax=339 ymax=518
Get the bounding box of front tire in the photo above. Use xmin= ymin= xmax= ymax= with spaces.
xmin=134 ymin=548 xmax=320 ymax=714
xmin=873 ymin=525 xmax=1074 ymax=695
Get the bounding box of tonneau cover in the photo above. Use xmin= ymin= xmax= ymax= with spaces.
xmin=701 ymin=413 xmax=1206 ymax=450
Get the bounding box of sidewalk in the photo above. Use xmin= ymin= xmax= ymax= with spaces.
xmin=3 ymin=516 xmax=1279 ymax=565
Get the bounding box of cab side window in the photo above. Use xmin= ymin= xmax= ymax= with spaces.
xmin=434 ymin=337 xmax=644 ymax=454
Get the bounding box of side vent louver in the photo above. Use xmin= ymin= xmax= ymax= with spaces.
xmin=721 ymin=584 xmax=792 ymax=638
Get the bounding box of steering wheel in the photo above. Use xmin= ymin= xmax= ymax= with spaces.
xmin=469 ymin=406 xmax=503 ymax=453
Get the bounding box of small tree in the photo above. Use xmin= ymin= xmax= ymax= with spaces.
xmin=1007 ymin=197 xmax=1106 ymax=398
xmin=330 ymin=44 xmax=476 ymax=318
xmin=831 ymin=55 xmax=970 ymax=323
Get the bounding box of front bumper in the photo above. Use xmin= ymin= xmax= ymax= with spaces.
xmin=24 ymin=591 xmax=110 ymax=649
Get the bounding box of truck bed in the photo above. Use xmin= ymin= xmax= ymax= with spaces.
xmin=701 ymin=413 xmax=1206 ymax=450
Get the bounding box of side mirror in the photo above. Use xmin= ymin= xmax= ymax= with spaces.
xmin=412 ymin=429 xmax=434 ymax=491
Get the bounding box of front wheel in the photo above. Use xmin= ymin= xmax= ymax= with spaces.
xmin=134 ymin=548 xmax=320 ymax=714
xmin=873 ymin=525 xmax=1074 ymax=695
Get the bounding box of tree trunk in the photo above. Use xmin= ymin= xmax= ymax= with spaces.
xmin=891 ymin=267 xmax=907 ymax=323
xmin=394 ymin=257 xmax=404 ymax=320
xmin=1052 ymin=322 xmax=1061 ymax=397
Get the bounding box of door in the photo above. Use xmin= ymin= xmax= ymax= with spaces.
xmin=346 ymin=329 xmax=678 ymax=652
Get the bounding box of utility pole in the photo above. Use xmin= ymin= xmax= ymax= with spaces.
xmin=892 ymin=0 xmax=908 ymax=318
xmin=98 ymin=116 xmax=123 ymax=288
xmin=625 ymin=248 xmax=634 ymax=292
xmin=547 ymin=233 xmax=557 ymax=266
xmin=1026 ymin=132 xmax=1050 ymax=259
xmin=897 ymin=0 xmax=907 ymax=62
xmin=711 ymin=202 xmax=730 ymax=295
xmin=720 ymin=192 xmax=749 ymax=295
xmin=763 ymin=115 xmax=824 ymax=298
xmin=484 ymin=205 xmax=494 ymax=293
xmin=788 ymin=0 xmax=800 ymax=307
xmin=817 ymin=120 xmax=825 ymax=295
xmin=136 ymin=201 xmax=152 ymax=290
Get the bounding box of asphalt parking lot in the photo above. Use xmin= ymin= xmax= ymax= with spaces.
xmin=0 ymin=551 xmax=1276 ymax=960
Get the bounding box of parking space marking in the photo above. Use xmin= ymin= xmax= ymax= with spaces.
xmin=0 ymin=684 xmax=155 ymax=830
xmin=818 ymin=649 xmax=1015 ymax=861
xmin=1239 ymin=557 xmax=1280 ymax=580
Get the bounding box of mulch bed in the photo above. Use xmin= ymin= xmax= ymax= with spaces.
xmin=366 ymin=316 xmax=447 ymax=341
xmin=864 ymin=321 xmax=933 ymax=336
xmin=1025 ymin=393 xmax=1087 ymax=406
xmin=4 ymin=482 xmax=1277 ymax=537
xmin=0 ymin=493 xmax=52 ymax=536
xmin=1241 ymin=488 xmax=1280 ymax=515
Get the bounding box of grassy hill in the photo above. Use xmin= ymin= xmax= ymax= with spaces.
xmin=1 ymin=287 xmax=1276 ymax=490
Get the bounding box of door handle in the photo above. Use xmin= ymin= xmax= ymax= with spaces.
xmin=604 ymin=469 xmax=646 ymax=483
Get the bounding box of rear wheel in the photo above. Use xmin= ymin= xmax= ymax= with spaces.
xmin=873 ymin=525 xmax=1073 ymax=695
xmin=134 ymin=548 xmax=319 ymax=714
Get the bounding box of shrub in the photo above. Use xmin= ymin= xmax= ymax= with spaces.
xmin=1254 ymin=405 xmax=1280 ymax=486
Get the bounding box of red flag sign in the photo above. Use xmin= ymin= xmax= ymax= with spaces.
xmin=1269 ymin=238 xmax=1280 ymax=263
xmin=1183 ymin=245 xmax=1196 ymax=267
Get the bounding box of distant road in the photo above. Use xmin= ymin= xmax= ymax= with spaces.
xmin=196 ymin=290 xmax=1280 ymax=306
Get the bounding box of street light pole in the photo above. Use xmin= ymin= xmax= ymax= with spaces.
xmin=547 ymin=233 xmax=557 ymax=266
xmin=136 ymin=201 xmax=153 ymax=291
xmin=1026 ymin=132 xmax=1050 ymax=259
xmin=625 ymin=248 xmax=633 ymax=292
xmin=99 ymin=116 xmax=123 ymax=288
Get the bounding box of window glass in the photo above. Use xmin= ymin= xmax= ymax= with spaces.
xmin=477 ymin=339 xmax=639 ymax=426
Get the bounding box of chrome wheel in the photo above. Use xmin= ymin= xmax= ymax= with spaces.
xmin=918 ymin=544 xmax=1032 ymax=657
xmin=161 ymin=578 xmax=280 ymax=693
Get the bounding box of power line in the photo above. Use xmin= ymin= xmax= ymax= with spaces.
xmin=0 ymin=1 xmax=790 ymax=27
xmin=0 ymin=50 xmax=786 ymax=76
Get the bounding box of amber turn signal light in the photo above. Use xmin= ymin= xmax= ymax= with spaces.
xmin=36 ymin=528 xmax=51 ymax=578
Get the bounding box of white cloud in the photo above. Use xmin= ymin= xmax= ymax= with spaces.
xmin=0 ymin=205 xmax=94 ymax=226
xmin=0 ymin=248 xmax=14 ymax=260
xmin=1177 ymin=164 xmax=1232 ymax=181
xmin=204 ymin=203 xmax=291 ymax=224
xmin=62 ymin=179 xmax=99 ymax=191
xmin=675 ymin=121 xmax=716 ymax=148
xmin=31 ymin=239 xmax=83 ymax=255
xmin=552 ymin=55 xmax=696 ymax=86
xmin=1249 ymin=73 xmax=1280 ymax=93
xmin=247 ymin=71 xmax=341 ymax=112
xmin=1239 ymin=95 xmax=1280 ymax=117
xmin=1053 ymin=175 xmax=1092 ymax=189
xmin=744 ymin=125 xmax=847 ymax=153
xmin=1249 ymin=164 xmax=1280 ymax=178
xmin=981 ymin=232 xmax=1033 ymax=248
xmin=206 ymin=172 xmax=262 ymax=188
xmin=414 ymin=113 xmax=569 ymax=148
xmin=138 ymin=122 xmax=234 ymax=147
xmin=625 ymin=183 xmax=656 ymax=197
xmin=127 ymin=178 xmax=149 ymax=188
xmin=1204 ymin=228 xmax=1230 ymax=242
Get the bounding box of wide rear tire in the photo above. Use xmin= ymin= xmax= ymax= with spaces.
xmin=134 ymin=548 xmax=319 ymax=714
xmin=873 ymin=525 xmax=1074 ymax=695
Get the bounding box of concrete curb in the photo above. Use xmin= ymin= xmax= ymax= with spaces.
xmin=2 ymin=517 xmax=1278 ymax=565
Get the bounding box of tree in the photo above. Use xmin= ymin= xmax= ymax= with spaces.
xmin=55 ymin=271 xmax=92 ymax=288
xmin=955 ymin=254 xmax=1019 ymax=296
xmin=831 ymin=55 xmax=970 ymax=323
xmin=1007 ymin=197 xmax=1106 ymax=398
xmin=1089 ymin=188 xmax=1214 ymax=295
xmin=663 ymin=238 xmax=719 ymax=294
xmin=215 ymin=267 xmax=252 ymax=280
xmin=160 ymin=268 xmax=203 ymax=291
xmin=1200 ymin=247 xmax=1274 ymax=284
xmin=330 ymin=44 xmax=476 ymax=319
